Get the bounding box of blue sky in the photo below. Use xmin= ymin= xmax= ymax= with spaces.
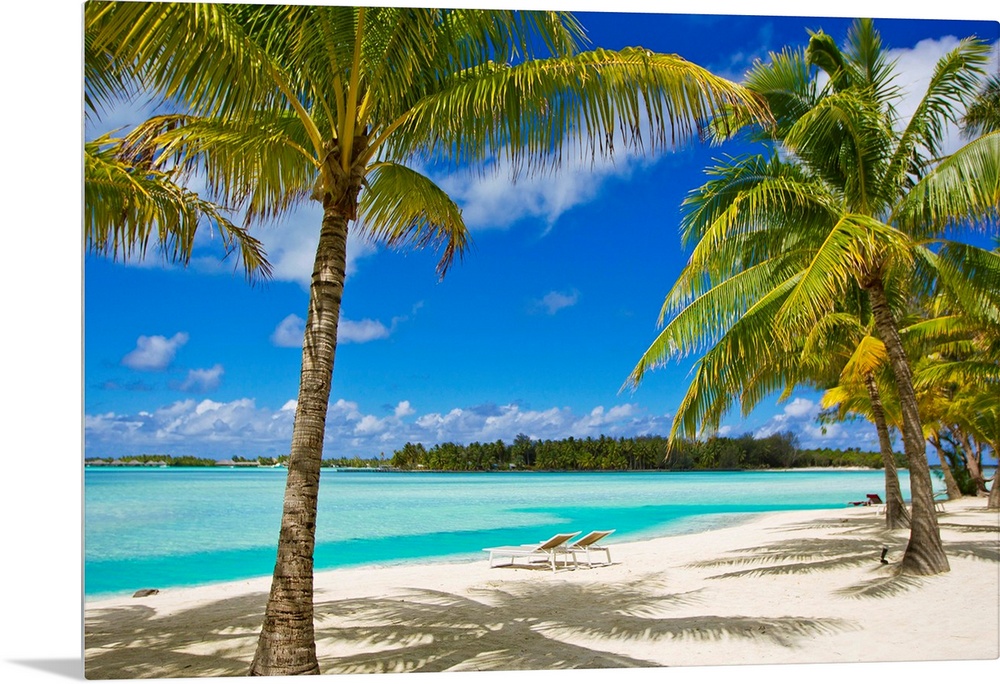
xmin=81 ymin=4 xmax=1000 ymax=461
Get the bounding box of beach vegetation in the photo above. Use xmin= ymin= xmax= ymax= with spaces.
xmin=84 ymin=2 xmax=769 ymax=675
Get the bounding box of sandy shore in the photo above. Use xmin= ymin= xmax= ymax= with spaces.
xmin=84 ymin=498 xmax=999 ymax=680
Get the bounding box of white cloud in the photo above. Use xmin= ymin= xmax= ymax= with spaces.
xmin=121 ymin=332 xmax=189 ymax=371
xmin=533 ymin=289 xmax=580 ymax=315
xmin=394 ymin=400 xmax=415 ymax=418
xmin=752 ymin=395 xmax=878 ymax=451
xmin=339 ymin=318 xmax=391 ymax=344
xmin=85 ymin=396 xmax=674 ymax=460
xmin=433 ymin=99 xmax=669 ymax=234
xmin=271 ymin=314 xmax=305 ymax=348
xmin=783 ymin=397 xmax=816 ymax=419
xmin=178 ymin=364 xmax=224 ymax=393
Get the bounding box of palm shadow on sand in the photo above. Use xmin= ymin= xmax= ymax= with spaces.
xmin=84 ymin=576 xmax=855 ymax=678
xmin=688 ymin=515 xmax=999 ymax=600
xmin=313 ymin=578 xmax=855 ymax=674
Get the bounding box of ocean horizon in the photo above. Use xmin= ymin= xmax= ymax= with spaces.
xmin=84 ymin=468 xmax=936 ymax=598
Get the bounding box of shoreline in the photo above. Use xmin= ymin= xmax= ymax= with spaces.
xmin=82 ymin=505 xmax=839 ymax=601
xmin=84 ymin=497 xmax=999 ymax=679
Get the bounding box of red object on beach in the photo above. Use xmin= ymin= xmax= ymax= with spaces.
xmin=848 ymin=494 xmax=884 ymax=507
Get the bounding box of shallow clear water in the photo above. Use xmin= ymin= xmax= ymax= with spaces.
xmin=84 ymin=468 xmax=920 ymax=597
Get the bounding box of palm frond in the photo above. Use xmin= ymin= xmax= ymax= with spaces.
xmin=357 ymin=163 xmax=471 ymax=277
xmin=776 ymin=215 xmax=913 ymax=333
xmin=962 ymin=73 xmax=1000 ymax=138
xmin=120 ymin=113 xmax=319 ymax=226
xmin=930 ymin=241 xmax=1000 ymax=329
xmin=893 ymin=131 xmax=1000 ymax=237
xmin=393 ymin=47 xmax=769 ymax=175
xmin=784 ymin=89 xmax=894 ymax=213
xmin=708 ymin=47 xmax=816 ymax=143
xmin=888 ymin=38 xmax=991 ymax=190
xmin=85 ymin=137 xmax=270 ymax=281
xmin=86 ymin=2 xmax=292 ymax=124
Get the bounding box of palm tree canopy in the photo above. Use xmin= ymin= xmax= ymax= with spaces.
xmin=625 ymin=18 xmax=997 ymax=447
xmin=86 ymin=3 xmax=769 ymax=277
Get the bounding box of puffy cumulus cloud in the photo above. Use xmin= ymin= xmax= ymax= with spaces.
xmin=177 ymin=364 xmax=224 ymax=393
xmin=782 ymin=397 xmax=816 ymax=418
xmin=271 ymin=314 xmax=305 ymax=348
xmin=121 ymin=332 xmax=189 ymax=371
xmin=532 ymin=289 xmax=580 ymax=315
xmin=85 ymin=397 xmax=297 ymax=459
xmin=338 ymin=318 xmax=390 ymax=344
xmin=86 ymin=396 xmax=674 ymax=460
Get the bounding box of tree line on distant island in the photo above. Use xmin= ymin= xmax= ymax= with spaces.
xmin=86 ymin=430 xmax=905 ymax=472
xmin=386 ymin=431 xmax=899 ymax=471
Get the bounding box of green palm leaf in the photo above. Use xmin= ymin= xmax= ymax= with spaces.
xmin=85 ymin=137 xmax=270 ymax=279
xmin=357 ymin=163 xmax=470 ymax=277
xmin=893 ymin=131 xmax=1000 ymax=236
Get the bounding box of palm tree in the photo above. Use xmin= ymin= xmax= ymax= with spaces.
xmin=626 ymin=19 xmax=997 ymax=575
xmin=86 ymin=2 xmax=768 ymax=674
xmin=815 ymin=315 xmax=911 ymax=529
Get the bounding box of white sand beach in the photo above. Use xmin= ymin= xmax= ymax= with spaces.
xmin=83 ymin=498 xmax=999 ymax=680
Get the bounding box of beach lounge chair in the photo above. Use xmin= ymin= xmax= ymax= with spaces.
xmin=484 ymin=531 xmax=580 ymax=572
xmin=866 ymin=494 xmax=887 ymax=516
xmin=567 ymin=529 xmax=615 ymax=568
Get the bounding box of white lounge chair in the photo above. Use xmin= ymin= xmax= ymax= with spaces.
xmin=567 ymin=529 xmax=615 ymax=567
xmin=484 ymin=531 xmax=580 ymax=572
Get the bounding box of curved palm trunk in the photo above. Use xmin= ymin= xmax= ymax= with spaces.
xmin=929 ymin=436 xmax=963 ymax=500
xmin=957 ymin=431 xmax=988 ymax=494
xmin=864 ymin=374 xmax=909 ymax=529
xmin=988 ymin=465 xmax=999 ymax=510
xmin=866 ymin=280 xmax=949 ymax=575
xmin=250 ymin=196 xmax=352 ymax=676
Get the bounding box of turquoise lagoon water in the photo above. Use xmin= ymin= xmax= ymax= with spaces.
xmin=84 ymin=468 xmax=923 ymax=597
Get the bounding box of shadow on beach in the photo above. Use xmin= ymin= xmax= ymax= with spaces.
xmin=84 ymin=578 xmax=854 ymax=678
xmin=312 ymin=580 xmax=855 ymax=675
xmin=689 ymin=513 xmax=999 ymax=599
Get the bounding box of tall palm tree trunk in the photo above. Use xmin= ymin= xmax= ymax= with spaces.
xmin=866 ymin=279 xmax=949 ymax=575
xmin=864 ymin=374 xmax=909 ymax=529
xmin=988 ymin=466 xmax=999 ymax=510
xmin=929 ymin=436 xmax=963 ymax=500
xmin=250 ymin=196 xmax=352 ymax=676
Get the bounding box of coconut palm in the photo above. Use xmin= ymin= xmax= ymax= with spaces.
xmin=627 ymin=19 xmax=996 ymax=574
xmin=86 ymin=2 xmax=769 ymax=674
xmin=815 ymin=315 xmax=911 ymax=529
xmin=908 ymin=307 xmax=1000 ymax=505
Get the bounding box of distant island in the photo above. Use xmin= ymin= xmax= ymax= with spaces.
xmin=85 ymin=431 xmax=902 ymax=471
